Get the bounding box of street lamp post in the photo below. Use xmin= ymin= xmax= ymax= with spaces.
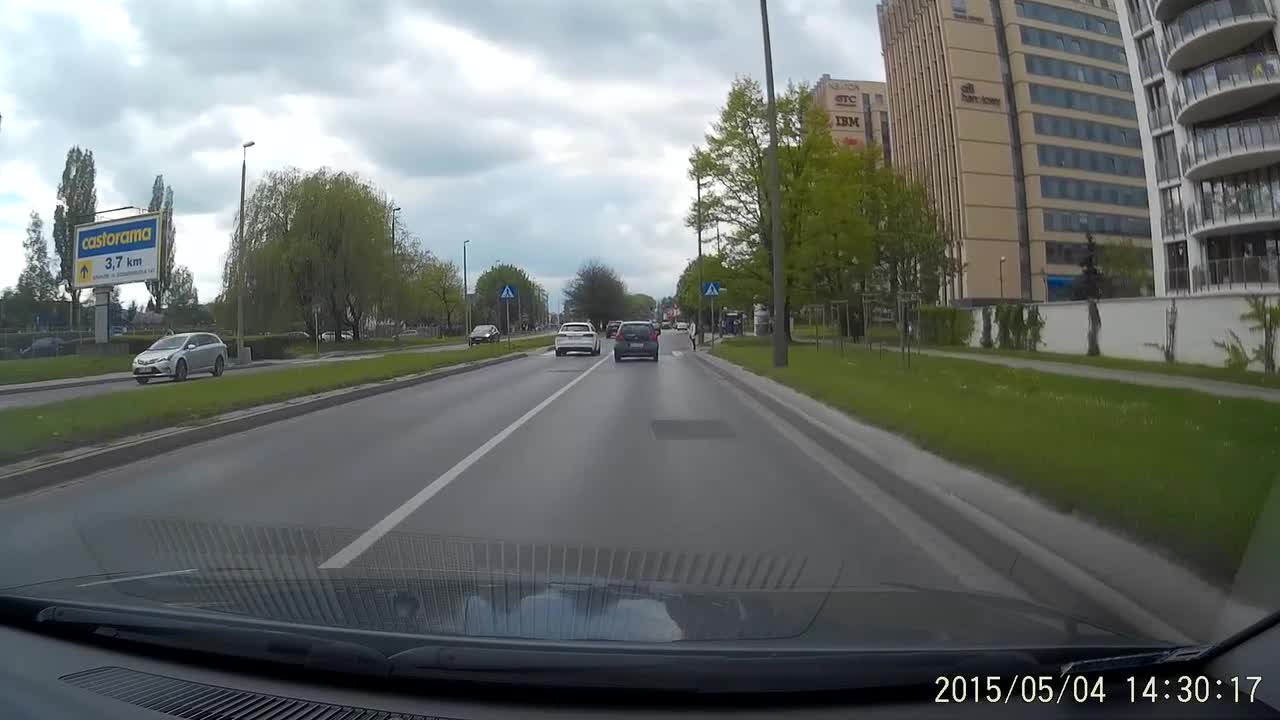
xmin=236 ymin=140 xmax=255 ymax=363
xmin=695 ymin=163 xmax=705 ymax=350
xmin=390 ymin=205 xmax=401 ymax=328
xmin=760 ymin=0 xmax=787 ymax=368
xmin=999 ymin=256 xmax=1007 ymax=301
xmin=463 ymin=240 xmax=471 ymax=335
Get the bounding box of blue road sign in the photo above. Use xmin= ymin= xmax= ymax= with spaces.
xmin=703 ymin=281 xmax=721 ymax=297
xmin=499 ymin=284 xmax=518 ymax=300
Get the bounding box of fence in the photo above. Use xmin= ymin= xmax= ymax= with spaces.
xmin=964 ymin=292 xmax=1280 ymax=370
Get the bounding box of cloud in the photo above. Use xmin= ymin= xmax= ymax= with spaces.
xmin=0 ymin=0 xmax=881 ymax=310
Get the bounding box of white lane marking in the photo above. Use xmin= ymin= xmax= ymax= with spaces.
xmin=671 ymin=350 xmax=684 ymax=358
xmin=78 ymin=569 xmax=199 ymax=587
xmin=319 ymin=354 xmax=611 ymax=569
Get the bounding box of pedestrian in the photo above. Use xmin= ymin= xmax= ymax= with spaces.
xmin=689 ymin=321 xmax=697 ymax=350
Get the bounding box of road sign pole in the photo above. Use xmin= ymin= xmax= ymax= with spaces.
xmin=710 ymin=296 xmax=716 ymax=351
xmin=505 ymin=301 xmax=511 ymax=351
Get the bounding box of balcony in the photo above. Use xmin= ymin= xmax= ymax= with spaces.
xmin=1164 ymin=0 xmax=1275 ymax=73
xmin=1188 ymin=186 xmax=1280 ymax=238
xmin=1148 ymin=104 xmax=1174 ymax=134
xmin=1154 ymin=0 xmax=1213 ymax=22
xmin=1139 ymin=52 xmax=1165 ymax=84
xmin=1173 ymin=52 xmax=1280 ymax=125
xmin=1181 ymin=116 xmax=1280 ymax=180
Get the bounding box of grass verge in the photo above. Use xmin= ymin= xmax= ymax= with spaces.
xmin=714 ymin=338 xmax=1280 ymax=582
xmin=0 ymin=355 xmax=132 ymax=386
xmin=0 ymin=336 xmax=551 ymax=464
xmin=941 ymin=346 xmax=1280 ymax=391
xmin=281 ymin=335 xmax=460 ymax=358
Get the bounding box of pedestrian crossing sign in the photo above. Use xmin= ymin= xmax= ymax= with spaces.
xmin=500 ymin=284 xmax=517 ymax=300
xmin=703 ymin=281 xmax=720 ymax=297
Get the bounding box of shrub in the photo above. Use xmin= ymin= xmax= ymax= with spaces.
xmin=917 ymin=306 xmax=975 ymax=346
xmin=1025 ymin=306 xmax=1044 ymax=351
xmin=995 ymin=304 xmax=1026 ymax=350
xmin=980 ymin=308 xmax=994 ymax=349
xmin=1214 ymin=330 xmax=1251 ymax=371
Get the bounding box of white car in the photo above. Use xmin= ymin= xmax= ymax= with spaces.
xmin=554 ymin=322 xmax=601 ymax=356
xmin=675 ymin=321 xmax=689 ymax=331
xmin=132 ymin=332 xmax=227 ymax=384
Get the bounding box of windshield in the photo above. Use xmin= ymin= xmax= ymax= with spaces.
xmin=3 ymin=0 xmax=1280 ymax=696
xmin=147 ymin=335 xmax=190 ymax=351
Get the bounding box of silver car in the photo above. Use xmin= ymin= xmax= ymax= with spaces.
xmin=132 ymin=332 xmax=227 ymax=384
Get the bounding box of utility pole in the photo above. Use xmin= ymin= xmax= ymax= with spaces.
xmin=695 ymin=160 xmax=704 ymax=350
xmin=390 ymin=204 xmax=400 ymax=325
xmin=760 ymin=0 xmax=787 ymax=368
xmin=463 ymin=240 xmax=470 ymax=334
xmin=236 ymin=140 xmax=254 ymax=363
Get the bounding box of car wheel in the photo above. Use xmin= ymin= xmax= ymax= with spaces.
xmin=134 ymin=377 xmax=150 ymax=385
xmin=212 ymin=355 xmax=225 ymax=377
xmin=174 ymin=359 xmax=188 ymax=382
xmin=555 ymin=349 xmax=564 ymax=357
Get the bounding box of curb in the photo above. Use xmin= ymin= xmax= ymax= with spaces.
xmin=692 ymin=350 xmax=1189 ymax=643
xmin=0 ymin=352 xmax=530 ymax=502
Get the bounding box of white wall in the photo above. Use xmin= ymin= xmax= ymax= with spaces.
xmin=965 ymin=293 xmax=1279 ymax=371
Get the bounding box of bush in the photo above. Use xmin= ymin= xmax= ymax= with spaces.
xmin=995 ymin=304 xmax=1027 ymax=350
xmin=917 ymin=306 xmax=975 ymax=346
xmin=226 ymin=334 xmax=294 ymax=360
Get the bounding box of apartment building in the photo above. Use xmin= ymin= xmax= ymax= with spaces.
xmin=814 ymin=75 xmax=893 ymax=162
xmin=878 ymin=0 xmax=1153 ymax=303
xmin=1117 ymin=0 xmax=1280 ymax=295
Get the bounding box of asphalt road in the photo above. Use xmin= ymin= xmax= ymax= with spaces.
xmin=0 ymin=336 xmax=545 ymax=411
xmin=0 ymin=333 xmax=1019 ymax=602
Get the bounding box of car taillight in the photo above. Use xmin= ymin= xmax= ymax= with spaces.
xmin=650 ymin=329 xmax=659 ymax=341
xmin=557 ymin=333 xmax=569 ymax=338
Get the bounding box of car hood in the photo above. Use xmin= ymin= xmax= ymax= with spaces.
xmin=0 ymin=568 xmax=1144 ymax=651
xmin=134 ymin=349 xmax=178 ymax=361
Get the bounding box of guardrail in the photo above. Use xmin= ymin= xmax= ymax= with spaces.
xmin=1181 ymin=115 xmax=1280 ymax=174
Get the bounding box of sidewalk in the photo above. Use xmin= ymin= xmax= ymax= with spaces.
xmin=920 ymin=347 xmax=1280 ymax=404
xmin=695 ymin=350 xmax=1273 ymax=645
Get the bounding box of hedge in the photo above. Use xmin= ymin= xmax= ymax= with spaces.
xmin=918 ymin=306 xmax=975 ymax=346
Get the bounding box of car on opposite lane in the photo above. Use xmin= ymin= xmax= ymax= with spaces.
xmin=675 ymin=321 xmax=688 ymax=331
xmin=613 ymin=321 xmax=659 ymax=362
xmin=468 ymin=324 xmax=502 ymax=346
xmin=555 ymin=322 xmax=600 ymax=356
xmin=604 ymin=320 xmax=622 ymax=338
xmin=132 ymin=332 xmax=227 ymax=384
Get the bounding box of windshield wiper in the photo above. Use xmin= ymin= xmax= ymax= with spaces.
xmin=1062 ymin=645 xmax=1211 ymax=675
xmin=26 ymin=603 xmax=391 ymax=677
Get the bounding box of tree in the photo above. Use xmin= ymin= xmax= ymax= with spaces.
xmin=166 ymin=265 xmax=201 ymax=326
xmin=473 ymin=263 xmax=545 ymax=333
xmin=145 ymin=175 xmax=177 ymax=310
xmin=421 ymin=257 xmax=463 ymax=333
xmin=52 ymin=147 xmax=97 ymax=327
xmin=564 ymin=260 xmax=626 ymax=330
xmin=626 ymin=293 xmax=656 ymax=320
xmin=126 ymin=299 xmax=139 ymax=324
xmin=18 ymin=211 xmax=57 ymax=300
xmin=1100 ymin=239 xmax=1152 ymax=297
xmin=1074 ymin=233 xmax=1104 ymax=356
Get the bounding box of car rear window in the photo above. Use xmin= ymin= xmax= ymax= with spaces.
xmin=562 ymin=324 xmax=592 ymax=332
xmin=619 ymin=324 xmax=652 ymax=338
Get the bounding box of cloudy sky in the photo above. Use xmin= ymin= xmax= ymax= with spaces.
xmin=0 ymin=0 xmax=883 ymax=311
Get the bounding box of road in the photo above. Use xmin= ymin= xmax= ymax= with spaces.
xmin=0 ymin=335 xmax=549 ymax=411
xmin=0 ymin=332 xmax=1019 ymax=602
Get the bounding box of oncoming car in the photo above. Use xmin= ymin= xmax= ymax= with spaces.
xmin=132 ymin=332 xmax=227 ymax=384
xmin=468 ymin=324 xmax=501 ymax=346
xmin=554 ymin=322 xmax=600 ymax=356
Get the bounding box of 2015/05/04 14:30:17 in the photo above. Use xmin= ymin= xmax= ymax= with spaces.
xmin=1127 ymin=676 xmax=1263 ymax=703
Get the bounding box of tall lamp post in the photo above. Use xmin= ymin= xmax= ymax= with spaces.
xmin=462 ymin=240 xmax=471 ymax=335
xmin=760 ymin=0 xmax=787 ymax=368
xmin=694 ymin=161 xmax=705 ymax=349
xmin=999 ymin=256 xmax=1007 ymax=301
xmin=236 ymin=140 xmax=255 ymax=363
xmin=390 ymin=205 xmax=401 ymax=328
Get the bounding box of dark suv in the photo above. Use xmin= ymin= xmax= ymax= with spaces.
xmin=604 ymin=320 xmax=622 ymax=338
xmin=613 ymin=321 xmax=659 ymax=362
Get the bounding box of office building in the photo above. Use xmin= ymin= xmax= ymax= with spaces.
xmin=1116 ymin=0 xmax=1280 ymax=295
xmin=814 ymin=76 xmax=893 ymax=162
xmin=878 ymin=0 xmax=1152 ymax=303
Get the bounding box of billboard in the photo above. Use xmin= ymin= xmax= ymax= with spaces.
xmin=73 ymin=212 xmax=161 ymax=288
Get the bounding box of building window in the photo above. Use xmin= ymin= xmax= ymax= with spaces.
xmin=1042 ymin=176 xmax=1147 ymax=207
xmin=1036 ymin=144 xmax=1145 ymax=177
xmin=1025 ymin=55 xmax=1131 ymax=91
xmin=1044 ymin=208 xmax=1151 ymax=236
xmin=1029 ymin=84 xmax=1137 ymax=119
xmin=1015 ymin=0 xmax=1121 ymax=37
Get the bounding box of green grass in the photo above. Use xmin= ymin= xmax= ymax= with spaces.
xmin=943 ymin=346 xmax=1280 ymax=391
xmin=0 ymin=354 xmax=132 ymax=386
xmin=714 ymin=338 xmax=1280 ymax=583
xmin=0 ymin=337 xmax=552 ymax=464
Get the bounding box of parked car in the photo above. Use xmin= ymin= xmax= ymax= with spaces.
xmin=284 ymin=331 xmax=311 ymax=341
xmin=675 ymin=321 xmax=689 ymax=331
xmin=320 ymin=331 xmax=354 ymax=342
xmin=604 ymin=321 xmax=622 ymax=338
xmin=132 ymin=332 xmax=227 ymax=384
xmin=395 ymin=329 xmax=420 ymax=338
xmin=19 ymin=337 xmax=69 ymax=359
xmin=468 ymin=324 xmax=501 ymax=346
xmin=613 ymin=321 xmax=659 ymax=362
xmin=661 ymin=320 xmax=672 ymax=330
xmin=554 ymin=322 xmax=600 ymax=356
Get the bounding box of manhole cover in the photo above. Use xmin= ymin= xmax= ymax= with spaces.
xmin=651 ymin=419 xmax=735 ymax=440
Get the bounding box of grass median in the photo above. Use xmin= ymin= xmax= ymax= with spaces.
xmin=714 ymin=338 xmax=1280 ymax=582
xmin=941 ymin=346 xmax=1280 ymax=391
xmin=0 ymin=336 xmax=551 ymax=464
xmin=0 ymin=355 xmax=133 ymax=386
